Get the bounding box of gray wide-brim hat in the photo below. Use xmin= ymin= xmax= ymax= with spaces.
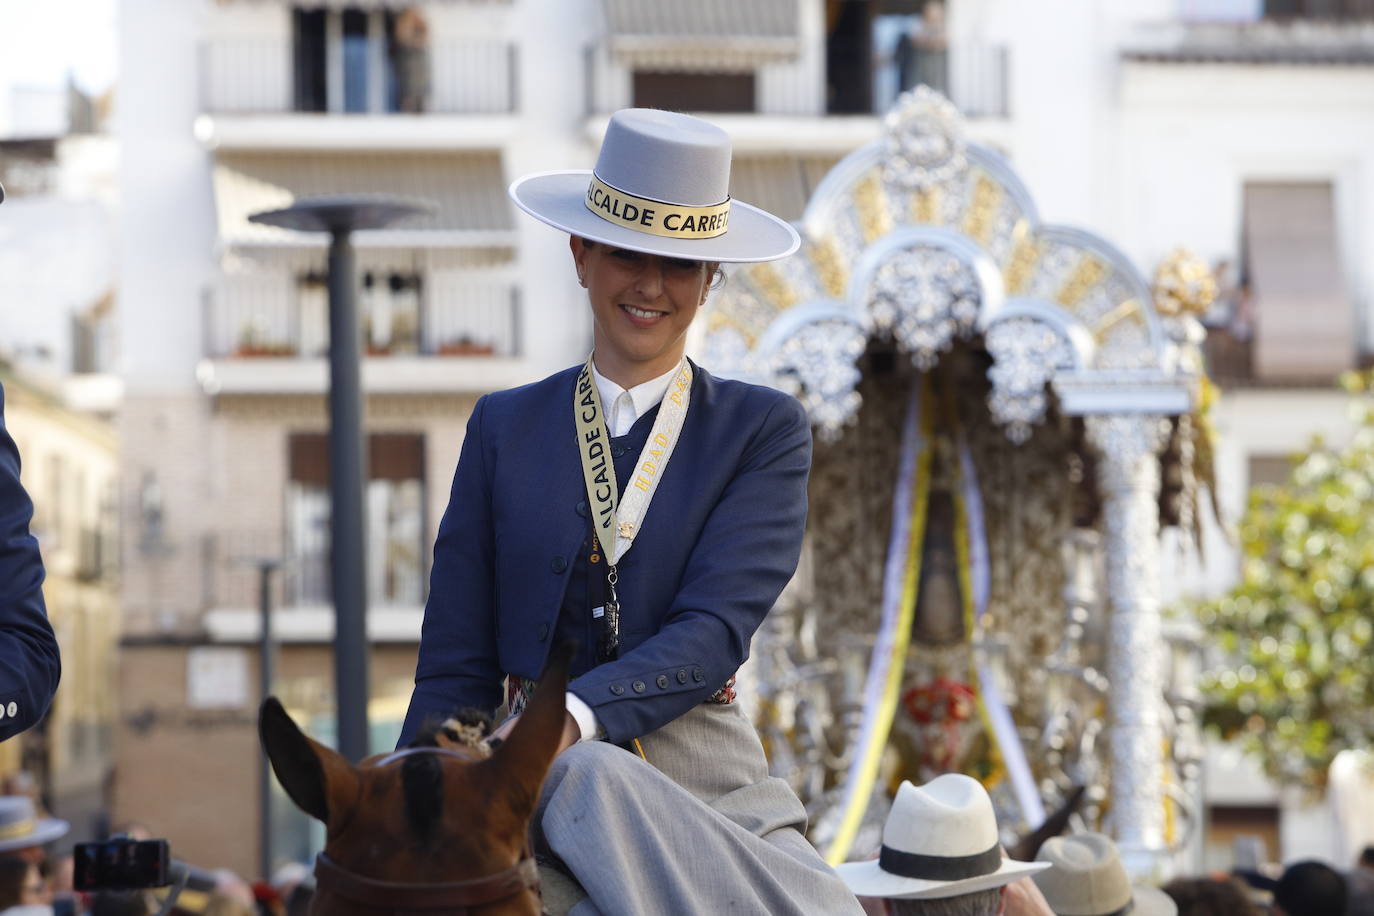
xmin=509 ymin=108 xmax=800 ymax=263
xmin=0 ymin=796 xmax=69 ymax=852
xmin=1034 ymin=833 xmax=1177 ymax=916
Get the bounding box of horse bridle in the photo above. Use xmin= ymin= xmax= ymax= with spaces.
xmin=313 ymin=746 xmax=542 ymax=913
xmin=314 ymin=851 xmax=540 ymax=913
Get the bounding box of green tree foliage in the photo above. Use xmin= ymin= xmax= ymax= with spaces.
xmin=1197 ymin=371 xmax=1374 ymax=792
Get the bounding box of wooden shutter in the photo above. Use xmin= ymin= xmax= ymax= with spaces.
xmin=1243 ymin=182 xmax=1352 ymax=381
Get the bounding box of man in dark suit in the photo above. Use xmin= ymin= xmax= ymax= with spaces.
xmin=0 ymin=328 xmax=63 ymax=739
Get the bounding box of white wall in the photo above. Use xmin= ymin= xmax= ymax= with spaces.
xmin=117 ymin=0 xmax=218 ymax=393
xmin=1159 ymin=388 xmax=1356 ymax=602
xmin=1117 ymin=64 xmax=1374 ymax=347
xmin=0 ymin=137 xmax=117 ymax=382
xmin=505 ymin=0 xmax=601 ymax=370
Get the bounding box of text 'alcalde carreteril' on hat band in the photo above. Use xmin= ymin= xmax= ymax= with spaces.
xmin=879 ymin=843 xmax=1003 ymax=882
xmin=584 ymin=173 xmax=731 ymax=240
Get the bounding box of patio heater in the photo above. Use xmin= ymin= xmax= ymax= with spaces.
xmin=248 ymin=196 xmax=429 ymax=763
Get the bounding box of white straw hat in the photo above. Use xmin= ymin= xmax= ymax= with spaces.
xmin=835 ymin=774 xmax=1049 ymax=900
xmin=1033 ymin=833 xmax=1178 ymax=916
xmin=508 ymin=108 xmax=800 ymax=263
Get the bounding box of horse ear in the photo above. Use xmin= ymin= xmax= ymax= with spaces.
xmin=259 ymin=697 xmax=359 ymax=825
xmin=486 ymin=643 xmax=574 ymax=817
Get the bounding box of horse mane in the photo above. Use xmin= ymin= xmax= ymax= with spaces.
xmin=402 ymin=709 xmax=494 ymax=847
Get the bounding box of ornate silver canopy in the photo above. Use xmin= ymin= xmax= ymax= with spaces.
xmin=704 ymin=87 xmax=1211 ymax=879
xmin=698 ymin=86 xmax=1200 ymax=443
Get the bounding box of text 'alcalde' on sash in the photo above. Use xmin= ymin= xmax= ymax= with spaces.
xmin=574 ymin=356 xmax=693 ymax=567
xmin=584 ymin=174 xmax=731 ymax=240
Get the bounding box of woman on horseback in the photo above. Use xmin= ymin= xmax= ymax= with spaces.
xmin=400 ymin=108 xmax=864 ymax=915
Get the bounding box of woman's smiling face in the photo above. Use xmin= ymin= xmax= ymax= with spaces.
xmin=571 ymin=237 xmax=717 ymax=384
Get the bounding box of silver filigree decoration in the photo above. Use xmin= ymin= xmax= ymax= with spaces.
xmin=868 ymin=247 xmax=981 ymax=370
xmin=985 ymin=317 xmax=1073 ymax=444
xmin=1086 ymin=414 xmax=1171 ymax=875
xmin=696 ymin=325 xmax=756 ymax=379
xmin=882 ymin=85 xmax=969 ymax=191
xmin=767 ymin=319 xmax=867 ymax=442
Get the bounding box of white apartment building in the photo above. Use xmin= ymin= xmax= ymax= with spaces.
xmin=114 ymin=0 xmax=1370 ymax=876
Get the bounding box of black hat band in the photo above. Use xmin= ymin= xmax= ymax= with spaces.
xmin=878 ymin=842 xmax=1003 ymax=881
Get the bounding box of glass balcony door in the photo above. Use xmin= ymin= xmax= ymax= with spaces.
xmin=293 ymin=7 xmax=409 ymax=114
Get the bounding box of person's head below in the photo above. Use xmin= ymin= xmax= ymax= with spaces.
xmin=0 ymin=857 xmax=46 ymax=910
xmin=90 ymin=890 xmax=154 ymax=916
xmin=1034 ymin=833 xmax=1177 ymax=916
xmin=1272 ymin=861 xmax=1347 ymax=916
xmin=508 ymin=107 xmax=800 ymax=389
xmin=1161 ymin=876 xmax=1257 ymax=916
xmin=835 ymin=774 xmax=1050 ymax=916
xmin=1360 ymin=845 xmax=1374 ymax=873
xmin=887 ymin=887 xmax=1002 ymax=916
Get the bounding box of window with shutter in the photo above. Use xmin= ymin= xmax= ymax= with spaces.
xmin=1242 ymin=182 xmax=1353 ymax=382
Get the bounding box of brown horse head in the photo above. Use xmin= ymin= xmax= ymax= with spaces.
xmin=259 ymin=647 xmax=573 ymax=915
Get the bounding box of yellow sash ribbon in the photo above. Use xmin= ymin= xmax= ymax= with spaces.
xmin=574 ymin=356 xmax=693 ymax=657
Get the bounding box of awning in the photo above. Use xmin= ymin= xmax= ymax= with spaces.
xmin=1244 ymin=182 xmax=1352 ymax=379
xmin=730 ymin=154 xmax=840 ymax=223
xmin=212 ymin=151 xmax=515 ymax=246
xmin=601 ymin=0 xmax=802 ymax=70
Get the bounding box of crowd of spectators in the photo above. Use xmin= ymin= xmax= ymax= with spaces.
xmin=2 ymin=774 xmax=1372 ymax=916
xmin=0 ymin=791 xmax=313 ymax=916
xmin=839 ymin=773 xmax=1374 ymax=916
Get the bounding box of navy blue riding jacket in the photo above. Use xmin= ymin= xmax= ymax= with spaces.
xmin=400 ymin=362 xmax=811 ymax=747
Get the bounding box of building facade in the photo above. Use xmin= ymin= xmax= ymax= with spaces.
xmin=0 ymin=370 xmax=120 ymax=846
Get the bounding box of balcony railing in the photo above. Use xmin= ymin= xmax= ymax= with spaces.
xmin=203 ymin=274 xmax=521 ymax=359
xmin=872 ymin=44 xmax=1010 ymax=118
xmin=202 ymin=529 xmax=326 ymax=612
xmin=585 ymin=42 xmax=1009 ymax=119
xmin=1202 ymin=326 xmax=1254 ymax=386
xmin=200 ymin=37 xmax=518 ymax=115
xmin=203 ymin=515 xmax=426 ymax=612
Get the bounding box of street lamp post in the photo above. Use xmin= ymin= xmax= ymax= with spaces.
xmin=254 ymin=558 xmax=282 ymax=881
xmin=248 ymin=196 xmax=428 ymax=763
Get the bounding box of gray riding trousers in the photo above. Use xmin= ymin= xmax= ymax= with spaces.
xmin=533 ymin=702 xmax=865 ymax=915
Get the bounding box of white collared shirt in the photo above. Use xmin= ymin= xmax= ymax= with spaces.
xmin=566 ymin=358 xmax=681 ymax=742
xmin=591 ymin=360 xmax=680 ymax=437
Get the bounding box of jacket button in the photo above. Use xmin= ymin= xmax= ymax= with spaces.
xmin=676 ymin=669 xmax=688 ymax=684
xmin=550 ymin=556 xmax=567 ymax=573
xmin=538 ymin=623 xmax=549 ymax=641
xmin=611 ymin=443 xmax=627 ymax=459
xmin=692 ymin=667 xmax=705 ymax=684
xmin=656 ymin=675 xmax=669 ymax=689
xmin=576 ymin=500 xmax=588 ymax=518
xmin=610 ymin=684 xmax=624 ymax=696
xmin=632 ymin=680 xmax=646 ymax=694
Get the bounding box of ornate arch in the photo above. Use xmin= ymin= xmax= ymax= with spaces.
xmin=699 ymin=87 xmax=1192 ymax=442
